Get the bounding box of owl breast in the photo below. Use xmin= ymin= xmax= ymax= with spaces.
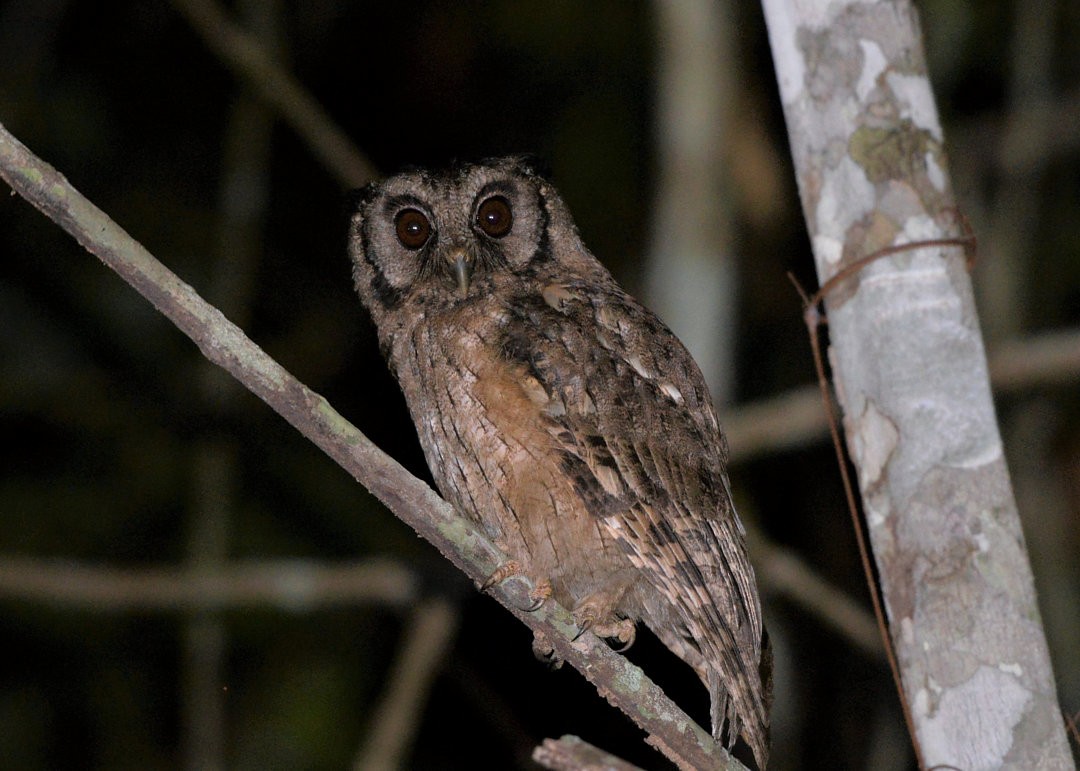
xmin=389 ymin=294 xmax=635 ymax=612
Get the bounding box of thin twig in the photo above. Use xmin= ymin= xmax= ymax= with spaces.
xmin=0 ymin=122 xmax=743 ymax=771
xmin=1065 ymin=710 xmax=1080 ymax=748
xmin=170 ymin=0 xmax=378 ymax=188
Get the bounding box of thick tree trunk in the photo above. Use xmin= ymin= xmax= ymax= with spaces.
xmin=760 ymin=1 xmax=1074 ymax=768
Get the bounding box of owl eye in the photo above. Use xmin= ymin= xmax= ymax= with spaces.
xmin=476 ymin=196 xmax=513 ymax=238
xmin=395 ymin=208 xmax=432 ymax=249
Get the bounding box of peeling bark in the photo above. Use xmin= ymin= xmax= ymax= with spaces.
xmin=761 ymin=2 xmax=1074 ymax=769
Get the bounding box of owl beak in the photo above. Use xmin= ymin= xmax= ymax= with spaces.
xmin=448 ymin=248 xmax=473 ymax=296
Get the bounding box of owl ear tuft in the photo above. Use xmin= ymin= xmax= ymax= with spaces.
xmin=471 ymin=154 xmax=552 ymax=181
xmin=511 ymin=154 xmax=552 ymax=180
xmin=344 ymin=184 xmax=380 ymax=217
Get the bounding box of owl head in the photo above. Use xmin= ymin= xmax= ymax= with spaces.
xmin=347 ymin=157 xmax=604 ymax=333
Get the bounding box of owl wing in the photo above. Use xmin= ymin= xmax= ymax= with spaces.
xmin=501 ymin=284 xmax=768 ymax=760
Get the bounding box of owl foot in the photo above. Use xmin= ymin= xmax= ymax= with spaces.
xmin=572 ymin=599 xmax=637 ymax=652
xmin=531 ymin=629 xmax=563 ymax=670
xmin=479 ymin=561 xmax=552 ymax=612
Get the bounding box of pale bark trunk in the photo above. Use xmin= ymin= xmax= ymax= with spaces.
xmin=760 ymin=1 xmax=1074 ymax=768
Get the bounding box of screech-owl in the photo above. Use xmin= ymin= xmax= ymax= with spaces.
xmin=348 ymin=157 xmax=770 ymax=768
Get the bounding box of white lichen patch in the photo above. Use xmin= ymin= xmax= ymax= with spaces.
xmin=761 ymin=0 xmax=805 ymax=104
xmin=886 ymin=71 xmax=943 ymax=140
xmin=812 ymin=233 xmax=844 ymax=265
xmin=900 ymin=212 xmax=939 ymax=242
xmin=926 ymin=151 xmax=946 ymax=192
xmin=850 ymin=399 xmax=899 ymax=489
xmin=792 ymin=0 xmax=836 ymax=27
xmin=950 ymin=438 xmax=1004 ymax=469
xmin=816 ymin=154 xmax=875 ymax=241
xmin=999 ymin=662 xmax=1023 ymax=677
xmin=901 ymin=616 xmax=915 ymax=646
xmin=917 ymin=665 xmax=1031 ymax=770
xmin=857 ymin=39 xmax=887 ymax=101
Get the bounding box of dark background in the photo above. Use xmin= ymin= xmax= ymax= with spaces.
xmin=1 ymin=1 xmax=1078 ymax=769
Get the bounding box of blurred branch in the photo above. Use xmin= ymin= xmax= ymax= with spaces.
xmin=0 ymin=558 xmax=420 ymax=611
xmin=0 ymin=124 xmax=742 ymax=771
xmin=986 ymin=323 xmax=1080 ymax=390
xmin=952 ymin=83 xmax=1080 ymax=177
xmin=353 ymin=597 xmax=459 ymax=771
xmin=533 ymin=735 xmax=645 ymax=771
xmin=977 ymin=0 xmax=1055 ymax=344
xmin=170 ymin=0 xmax=378 ymax=188
xmin=723 ymin=384 xmax=826 ymax=462
xmin=724 ymin=327 xmax=1080 ymax=463
xmin=182 ymin=1 xmax=281 ymax=764
xmin=747 ymin=527 xmax=881 ymax=658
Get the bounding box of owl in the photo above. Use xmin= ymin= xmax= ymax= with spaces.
xmin=348 ymin=157 xmax=770 ymax=768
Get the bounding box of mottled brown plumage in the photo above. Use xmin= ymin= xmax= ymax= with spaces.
xmin=348 ymin=158 xmax=770 ymax=767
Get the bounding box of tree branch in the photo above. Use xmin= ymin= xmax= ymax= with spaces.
xmin=0 ymin=122 xmax=743 ymax=771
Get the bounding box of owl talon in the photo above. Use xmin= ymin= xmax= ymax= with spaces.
xmin=479 ymin=560 xmax=523 ymax=592
xmin=572 ymin=595 xmax=636 ymax=651
xmin=480 ymin=562 xmax=551 ymax=612
xmin=611 ymin=621 xmax=637 ymax=652
xmin=526 ymin=578 xmax=553 ymax=611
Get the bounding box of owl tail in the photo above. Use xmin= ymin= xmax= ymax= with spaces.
xmin=709 ymin=629 xmax=773 ymax=770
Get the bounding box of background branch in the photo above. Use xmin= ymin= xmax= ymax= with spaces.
xmin=352 ymin=597 xmax=459 ymax=771
xmin=723 ymin=327 xmax=1080 ymax=463
xmin=0 ymin=557 xmax=419 ymax=611
xmin=170 ymin=0 xmax=377 ymax=188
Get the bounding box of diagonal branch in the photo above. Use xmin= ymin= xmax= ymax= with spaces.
xmin=0 ymin=122 xmax=744 ymax=771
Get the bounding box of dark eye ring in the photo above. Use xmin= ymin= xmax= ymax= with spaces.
xmin=395 ymin=208 xmax=431 ymax=249
xmin=476 ymin=196 xmax=513 ymax=238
